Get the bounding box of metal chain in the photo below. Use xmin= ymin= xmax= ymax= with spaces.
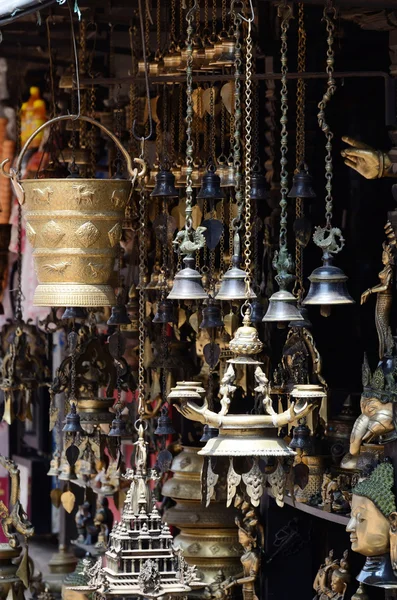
xmin=204 ymin=0 xmax=209 ymax=30
xmin=157 ymin=0 xmax=161 ymax=54
xmin=219 ymin=198 xmax=225 ymax=276
xmin=220 ymin=102 xmax=226 ymax=155
xmin=243 ymin=17 xmax=253 ymax=293
xmin=46 ymin=17 xmax=57 ymax=118
xmin=293 ymin=2 xmax=306 ymax=301
xmin=162 ymin=85 xmax=169 ymax=166
xmin=232 ymin=6 xmax=242 ymax=231
xmin=178 ymin=85 xmax=184 ymax=157
xmin=185 ymin=2 xmax=197 ymax=236
xmin=138 ymin=150 xmax=147 ymax=419
xmin=210 ymin=86 xmax=216 ymax=161
xmin=221 ymin=0 xmax=227 ymax=32
xmin=171 ymin=0 xmax=176 ymax=41
xmin=161 ymin=197 xmax=169 ymax=297
xmin=317 ymin=4 xmax=337 ymax=229
xmin=212 ymin=0 xmax=217 ymax=37
xmin=278 ymin=4 xmax=293 ymax=253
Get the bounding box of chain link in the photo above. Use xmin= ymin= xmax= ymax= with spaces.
xmin=171 ymin=0 xmax=176 ymax=42
xmin=185 ymin=2 xmax=197 ymax=235
xmin=212 ymin=0 xmax=217 ymax=37
xmin=317 ymin=5 xmax=337 ymax=229
xmin=138 ymin=152 xmax=147 ymax=419
xmin=232 ymin=7 xmax=242 ymax=230
xmin=219 ymin=198 xmax=225 ymax=276
xmin=243 ymin=18 xmax=253 ymax=292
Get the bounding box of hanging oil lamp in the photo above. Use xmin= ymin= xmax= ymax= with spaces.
xmin=168 ymin=4 xmax=207 ymax=302
xmin=302 ymin=6 xmax=354 ymax=317
xmin=263 ymin=5 xmax=303 ymax=325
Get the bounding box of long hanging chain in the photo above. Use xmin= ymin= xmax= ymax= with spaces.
xmin=273 ymin=3 xmax=294 ymax=291
xmin=243 ymin=16 xmax=253 ymax=297
xmin=185 ymin=3 xmax=196 ymax=240
xmin=137 ymin=151 xmax=147 ymax=421
xmin=293 ymin=3 xmax=306 ymax=301
xmin=231 ymin=4 xmax=243 ymax=241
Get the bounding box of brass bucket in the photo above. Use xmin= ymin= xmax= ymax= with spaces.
xmin=0 ymin=114 xmax=145 ymax=307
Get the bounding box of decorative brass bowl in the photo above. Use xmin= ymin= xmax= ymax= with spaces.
xmin=0 ymin=114 xmax=145 ymax=307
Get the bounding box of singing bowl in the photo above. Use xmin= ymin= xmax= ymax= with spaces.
xmin=0 ymin=114 xmax=145 ymax=308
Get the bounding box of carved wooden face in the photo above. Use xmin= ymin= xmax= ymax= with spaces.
xmin=346 ymin=495 xmax=389 ymax=557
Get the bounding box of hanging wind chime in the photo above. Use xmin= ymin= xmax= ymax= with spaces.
xmin=302 ymin=4 xmax=354 ymax=316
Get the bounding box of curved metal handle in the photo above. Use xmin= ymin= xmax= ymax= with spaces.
xmin=0 ymin=114 xmax=146 ymax=183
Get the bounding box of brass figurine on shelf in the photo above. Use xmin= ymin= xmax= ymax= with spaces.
xmin=313 ymin=550 xmax=350 ymax=600
xmin=341 ymin=137 xmax=397 ymax=179
xmin=346 ymin=460 xmax=397 ymax=588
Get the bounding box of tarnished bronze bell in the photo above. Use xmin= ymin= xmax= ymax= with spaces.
xmin=288 ymin=306 xmax=312 ymax=329
xmin=303 ymin=256 xmax=354 ymax=317
xmin=289 ymin=419 xmax=314 ymax=454
xmin=263 ymin=290 xmax=304 ymax=323
xmin=197 ymin=165 xmax=225 ymax=200
xmin=200 ymin=302 xmax=224 ymax=329
xmin=62 ymin=402 xmax=83 ymax=433
xmin=168 ymin=256 xmax=208 ymax=300
xmin=107 ymin=299 xmax=131 ymax=326
xmin=153 ymin=299 xmax=176 ymax=323
xmin=288 ymin=163 xmax=316 ymax=199
xmin=108 ymin=411 xmax=127 ymax=437
xmin=250 ymin=171 xmax=269 ymax=201
xmin=250 ymin=299 xmax=265 ymax=323
xmin=155 ymin=405 xmax=176 ymax=435
xmin=200 ymin=424 xmax=219 ymax=442
xmin=216 ymin=255 xmax=256 ymax=301
xmin=150 ymin=169 xmax=179 ymax=198
xmin=62 ymin=307 xmax=87 ymax=320
xmin=212 ymin=39 xmax=235 ymax=67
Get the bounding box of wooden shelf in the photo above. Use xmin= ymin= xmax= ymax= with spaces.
xmin=270 ymin=494 xmax=350 ymax=526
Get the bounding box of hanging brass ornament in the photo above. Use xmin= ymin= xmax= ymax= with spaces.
xmin=288 ymin=162 xmax=316 ymax=199
xmin=302 ymin=7 xmax=354 ymax=316
xmin=0 ymin=115 xmax=145 ymax=307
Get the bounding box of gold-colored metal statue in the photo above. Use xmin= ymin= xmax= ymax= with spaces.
xmin=341 ymin=137 xmax=397 ymax=179
xmin=346 ymin=461 xmax=397 ymax=588
xmin=313 ymin=550 xmax=350 ymax=600
xmin=0 ymin=456 xmax=34 ymax=549
xmin=0 ymin=115 xmax=145 ymax=307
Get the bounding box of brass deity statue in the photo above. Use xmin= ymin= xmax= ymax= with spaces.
xmin=313 ymin=550 xmax=350 ymax=600
xmin=341 ymin=137 xmax=397 ymax=179
xmin=346 ymin=460 xmax=397 ymax=588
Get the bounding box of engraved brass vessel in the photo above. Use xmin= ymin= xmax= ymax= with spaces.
xmin=0 ymin=115 xmax=144 ymax=307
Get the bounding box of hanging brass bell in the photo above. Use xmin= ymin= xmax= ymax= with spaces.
xmin=219 ymin=161 xmax=235 ymax=188
xmin=197 ymin=166 xmax=225 ymax=200
xmin=211 ymin=39 xmax=235 ymax=67
xmin=200 ymin=301 xmax=224 ymax=329
xmin=62 ymin=402 xmax=83 ymax=433
xmin=107 ymin=300 xmax=132 ymax=326
xmin=250 ymin=299 xmax=265 ymax=323
xmin=150 ymin=169 xmax=179 ymax=198
xmin=154 ymin=405 xmax=176 ymax=435
xmin=153 ymin=299 xmax=176 ymax=324
xmin=200 ymin=424 xmax=219 ymax=442
xmin=168 ymin=256 xmax=208 ymax=301
xmin=215 ymin=255 xmax=256 ymax=301
xmin=108 ymin=411 xmax=127 ymax=437
xmin=288 ymin=163 xmax=316 ymax=199
xmin=289 ymin=418 xmax=314 ymax=454
xmin=302 ymin=256 xmax=354 ymax=317
xmin=250 ymin=171 xmax=269 ymax=201
xmin=288 ymin=306 xmax=312 ymax=329
xmin=62 ymin=307 xmax=87 ymax=320
xmin=262 ymin=290 xmax=304 ymax=323
xmin=201 ymin=42 xmax=220 ymax=71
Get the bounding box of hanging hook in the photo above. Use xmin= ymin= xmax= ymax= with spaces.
xmin=236 ymin=0 xmax=255 ymax=23
xmin=67 ymin=0 xmax=81 ymax=120
xmin=186 ymin=0 xmax=199 ymax=22
xmin=132 ymin=0 xmax=153 ymax=141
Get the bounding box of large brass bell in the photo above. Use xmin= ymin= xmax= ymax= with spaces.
xmin=288 ymin=162 xmax=316 ymax=199
xmin=62 ymin=402 xmax=83 ymax=433
xmin=303 ymin=256 xmax=354 ymax=317
xmin=153 ymin=299 xmax=176 ymax=323
xmin=216 ymin=256 xmax=256 ymax=301
xmin=288 ymin=306 xmax=312 ymax=329
xmin=168 ymin=256 xmax=208 ymax=300
xmin=150 ymin=169 xmax=179 ymax=198
xmin=197 ymin=165 xmax=225 ymax=200
xmin=263 ymin=290 xmax=304 ymax=323
xmin=200 ymin=301 xmax=224 ymax=329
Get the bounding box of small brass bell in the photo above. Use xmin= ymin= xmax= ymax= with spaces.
xmin=289 ymin=418 xmax=314 ymax=454
xmin=200 ymin=301 xmax=224 ymax=329
xmin=219 ymin=161 xmax=235 ymax=188
xmin=108 ymin=411 xmax=127 ymax=437
xmin=62 ymin=402 xmax=83 ymax=433
xmin=212 ymin=39 xmax=235 ymax=67
xmin=167 ymin=256 xmax=208 ymax=301
xmin=215 ymin=255 xmax=256 ymax=301
xmin=250 ymin=299 xmax=265 ymax=323
xmin=197 ymin=165 xmax=225 ymax=200
xmin=303 ymin=256 xmax=354 ymax=317
xmin=155 ymin=405 xmax=176 ymax=435
xmin=200 ymin=424 xmax=219 ymax=442
xmin=262 ymin=290 xmax=304 ymax=323
xmin=250 ymin=171 xmax=269 ymax=201
xmin=288 ymin=162 xmax=316 ymax=199
xmin=153 ymin=299 xmax=176 ymax=324
xmin=62 ymin=307 xmax=87 ymax=320
xmin=150 ymin=169 xmax=179 ymax=198
xmin=107 ymin=298 xmax=131 ymax=326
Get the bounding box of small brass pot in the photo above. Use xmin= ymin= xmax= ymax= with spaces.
xmin=0 ymin=115 xmax=145 ymax=307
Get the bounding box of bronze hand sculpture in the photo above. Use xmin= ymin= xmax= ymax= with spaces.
xmin=341 ymin=137 xmax=397 ymax=179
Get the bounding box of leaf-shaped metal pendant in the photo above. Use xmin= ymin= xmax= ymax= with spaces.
xmin=68 ymin=330 xmax=78 ymax=353
xmin=293 ymin=461 xmax=309 ymax=490
xmin=108 ymin=331 xmax=126 ymax=359
xmin=203 ymin=342 xmax=220 ymax=369
xmin=226 ymin=457 xmax=241 ymax=507
xmin=293 ymin=216 xmax=312 ymax=248
xmin=201 ymin=219 xmax=224 ymax=250
xmin=178 ymin=308 xmax=187 ymax=329
xmin=189 ymin=311 xmax=199 ymax=333
xmin=61 ymin=490 xmax=76 ymax=513
xmin=242 ymin=458 xmax=265 ymax=507
xmin=224 ymin=312 xmax=238 ymax=337
xmin=66 ymin=444 xmax=79 ymax=467
xmin=50 ymin=488 xmax=63 ymax=508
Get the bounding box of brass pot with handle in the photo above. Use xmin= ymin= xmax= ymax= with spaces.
xmin=0 ymin=114 xmax=145 ymax=307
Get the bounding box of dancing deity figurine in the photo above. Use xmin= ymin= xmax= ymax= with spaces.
xmin=346 ymin=461 xmax=397 ymax=588
xmin=341 ymin=137 xmax=397 ymax=179
xmin=313 ymin=550 xmax=350 ymax=600
xmin=361 ymin=221 xmax=396 ymax=360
